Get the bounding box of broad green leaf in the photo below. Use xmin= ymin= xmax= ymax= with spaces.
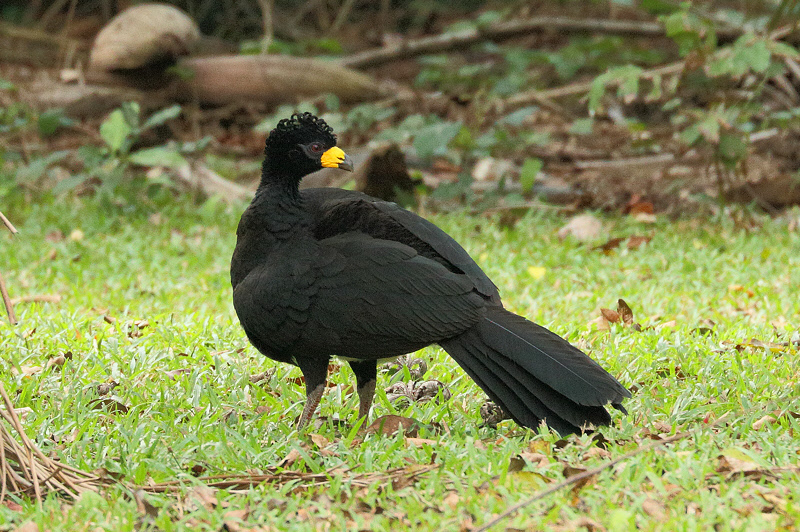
xmin=129 ymin=146 xmax=188 ymax=168
xmin=142 ymin=105 xmax=182 ymax=131
xmin=413 ymin=121 xmax=462 ymax=160
xmin=38 ymin=108 xmax=73 ymax=137
xmin=16 ymin=151 xmax=69 ymax=183
xmin=570 ymin=118 xmax=594 ymax=135
xmin=520 ymin=158 xmax=542 ymax=194
xmin=100 ymin=110 xmax=132 ymax=153
xmin=52 ymin=173 xmax=90 ymax=194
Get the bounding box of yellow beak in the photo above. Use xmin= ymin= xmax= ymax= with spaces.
xmin=321 ymin=146 xmax=354 ymax=171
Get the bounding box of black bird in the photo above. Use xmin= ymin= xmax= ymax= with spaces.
xmin=231 ymin=113 xmax=630 ymax=434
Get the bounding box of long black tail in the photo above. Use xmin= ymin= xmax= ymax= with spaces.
xmin=440 ymin=307 xmax=630 ymax=435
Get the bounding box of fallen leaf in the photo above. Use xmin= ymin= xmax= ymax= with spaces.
xmin=558 ymin=214 xmax=602 ymax=241
xmin=277 ymin=448 xmax=302 ymax=469
xmin=12 ymin=522 xmax=39 ymax=532
xmin=594 ymin=236 xmax=625 ymax=254
xmin=518 ymin=451 xmax=549 ymax=467
xmin=601 ymin=308 xmax=620 ymax=323
xmin=165 ymin=368 xmax=191 ymax=380
xmin=626 ymin=235 xmax=652 ymax=250
xmin=753 ymin=415 xmax=777 ymax=430
xmin=716 ymin=449 xmax=773 ymax=480
xmin=508 ymin=455 xmax=525 ymax=472
xmin=88 ymin=397 xmax=129 ymax=414
xmin=641 ymin=498 xmax=666 ymax=519
xmin=628 ymin=200 xmax=655 ymax=215
xmin=46 ymin=355 xmax=66 ymax=370
xmin=406 ymin=437 xmax=436 ymax=447
xmin=133 ymin=489 xmax=159 ymax=519
xmin=443 ymin=491 xmax=460 ymax=510
xmin=189 ymin=485 xmax=218 ymax=510
xmin=309 ymin=433 xmax=329 ymax=448
xmin=2 ymin=499 xmax=22 ymax=511
xmin=587 ymin=315 xmax=610 ymax=331
xmin=365 ymin=415 xmax=422 ymax=437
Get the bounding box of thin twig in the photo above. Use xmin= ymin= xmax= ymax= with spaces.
xmin=0 ymin=272 xmax=16 ymax=326
xmin=0 ymin=211 xmax=17 ymax=235
xmin=341 ymin=16 xmax=745 ymax=69
xmin=328 ymin=0 xmax=358 ymax=36
xmin=503 ymin=61 xmax=685 ymax=112
xmin=473 ymin=432 xmax=689 ymax=532
xmin=10 ymin=294 xmax=62 ymax=305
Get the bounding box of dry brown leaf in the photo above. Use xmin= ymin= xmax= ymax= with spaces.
xmin=716 ymin=450 xmax=775 ymax=480
xmin=558 ymin=214 xmax=602 ymax=241
xmin=594 ymin=237 xmax=625 ymax=254
xmin=508 ymin=455 xmax=526 ymax=473
xmin=165 ymin=368 xmax=190 ymax=380
xmin=133 ymin=489 xmax=159 ymax=519
xmin=365 ymin=415 xmax=421 ymax=437
xmin=46 ymin=355 xmax=66 ymax=369
xmin=88 ymin=397 xmax=129 ymax=414
xmin=588 ymin=315 xmax=610 ymax=331
xmin=2 ymin=500 xmax=22 ymax=511
xmin=600 ymin=308 xmax=620 ymax=323
xmin=551 ymin=517 xmax=606 ymax=532
xmin=309 ymin=433 xmax=330 ymax=448
xmin=406 ymin=437 xmax=436 ymax=447
xmin=278 ymin=448 xmax=302 ymax=469
xmin=222 ymin=507 xmax=251 ymax=531
xmin=443 ymin=491 xmax=460 ymax=510
xmin=189 ymin=485 xmax=218 ymax=510
xmin=628 ymin=200 xmax=655 ymax=215
xmin=752 ymin=415 xmax=777 ymax=430
xmin=626 ymin=235 xmax=652 ymax=250
xmin=617 ymin=299 xmax=634 ymax=325
xmin=519 ymin=451 xmax=549 ymax=467
xmin=12 ymin=522 xmax=39 ymax=532
xmin=581 ymin=447 xmax=611 ymax=461
xmin=642 ymin=498 xmax=666 ymax=519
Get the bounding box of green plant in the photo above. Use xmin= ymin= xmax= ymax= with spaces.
xmin=55 ymin=103 xmax=187 ymax=195
xmin=590 ymin=2 xmax=800 ymax=202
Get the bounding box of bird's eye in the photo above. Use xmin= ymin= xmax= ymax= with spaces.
xmin=309 ymin=143 xmax=323 ymax=153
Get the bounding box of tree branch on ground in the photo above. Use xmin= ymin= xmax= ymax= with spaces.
xmin=0 ymin=211 xmax=18 ymax=325
xmin=340 ymin=16 xmax=746 ymax=69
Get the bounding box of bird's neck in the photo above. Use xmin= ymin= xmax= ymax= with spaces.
xmin=248 ymin=174 xmax=308 ymax=234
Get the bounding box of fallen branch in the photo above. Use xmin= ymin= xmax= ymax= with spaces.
xmin=0 ymin=273 xmax=15 ymax=326
xmin=502 ymin=60 xmax=686 ymax=112
xmin=10 ymin=294 xmax=62 ymax=305
xmin=174 ymin=163 xmax=254 ymax=203
xmin=473 ymin=432 xmax=688 ymax=532
xmin=0 ymin=383 xmax=114 ymax=506
xmin=341 ymin=16 xmax=744 ymax=69
xmin=142 ymin=464 xmax=438 ymax=493
xmin=1 ymin=210 xmax=17 ymax=325
xmin=0 ymin=211 xmax=17 ymax=235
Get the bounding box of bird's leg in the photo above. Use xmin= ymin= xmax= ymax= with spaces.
xmin=296 ymin=356 xmax=330 ymax=429
xmin=348 ymin=360 xmax=378 ymax=421
xmin=297 ymin=383 xmax=325 ymax=429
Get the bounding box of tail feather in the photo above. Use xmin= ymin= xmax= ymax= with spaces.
xmin=441 ymin=307 xmax=630 ymax=434
xmin=455 ymin=340 xmax=585 ymax=435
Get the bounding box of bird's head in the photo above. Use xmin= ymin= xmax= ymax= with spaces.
xmin=262 ymin=112 xmax=353 ymax=182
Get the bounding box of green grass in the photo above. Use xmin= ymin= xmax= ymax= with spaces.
xmin=1 ymin=195 xmax=799 ymax=531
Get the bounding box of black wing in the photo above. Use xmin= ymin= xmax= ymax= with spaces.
xmin=232 ymin=232 xmax=486 ymax=363
xmin=301 ymin=188 xmax=501 ymax=304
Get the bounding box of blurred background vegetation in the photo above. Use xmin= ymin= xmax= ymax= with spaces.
xmin=2 ymin=0 xmax=800 ymax=215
